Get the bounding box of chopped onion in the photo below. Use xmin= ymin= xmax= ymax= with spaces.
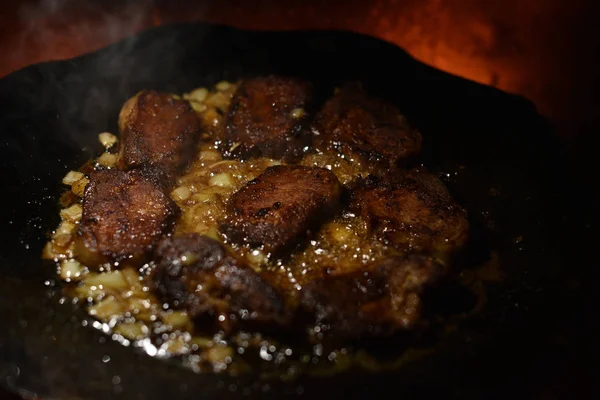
xmin=53 ymin=233 xmax=73 ymax=248
xmin=60 ymin=259 xmax=84 ymax=281
xmin=228 ymin=142 xmax=241 ymax=152
xmin=88 ymin=296 xmax=123 ymax=320
xmin=199 ymin=150 xmax=222 ymax=162
xmin=71 ymin=177 xmax=89 ymax=197
xmin=246 ymin=250 xmax=268 ymax=268
xmin=190 ymin=336 xmax=214 ymax=348
xmin=55 ymin=220 xmax=75 ymax=236
xmin=162 ymin=310 xmax=192 ymax=329
xmin=98 ymin=132 xmax=117 ymax=148
xmin=191 ymin=192 xmax=216 ymax=203
xmin=114 ymin=322 xmax=149 ymax=340
xmin=97 ymin=152 xmax=118 ymax=167
xmin=216 ymin=81 xmax=232 ymax=91
xmin=291 ymin=108 xmax=305 ymax=119
xmin=84 ymin=270 xmax=129 ymax=291
xmin=171 ymin=186 xmax=191 ymax=201
xmin=209 ymin=172 xmax=233 ymax=188
xmin=186 ymin=87 xmax=208 ymax=102
xmin=121 ymin=267 xmax=142 ymax=288
xmin=206 ymin=346 xmax=234 ymax=363
xmin=62 ymin=171 xmax=84 ymax=185
xmin=190 ymin=101 xmax=207 ymax=113
xmin=330 ymin=224 xmax=352 ymax=242
xmin=60 ymin=204 xmax=82 ymax=222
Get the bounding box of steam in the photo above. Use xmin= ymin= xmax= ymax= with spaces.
xmin=17 ymin=0 xmax=154 ymax=55
xmin=8 ymin=0 xmax=177 ymax=155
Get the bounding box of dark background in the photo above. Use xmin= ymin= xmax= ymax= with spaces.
xmin=1 ymin=1 xmax=598 ymax=398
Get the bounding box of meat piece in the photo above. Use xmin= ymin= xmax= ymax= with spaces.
xmin=152 ymin=234 xmax=289 ymax=330
xmin=350 ymin=170 xmax=469 ymax=258
xmin=118 ymin=90 xmax=201 ymax=179
xmin=74 ymin=168 xmax=178 ymax=267
xmin=225 ymin=76 xmax=312 ymax=160
xmin=301 ymin=254 xmax=445 ymax=339
xmin=312 ymin=83 xmax=422 ymax=167
xmin=219 ymin=165 xmax=343 ymax=256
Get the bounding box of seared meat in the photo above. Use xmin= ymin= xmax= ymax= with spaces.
xmin=152 ymin=234 xmax=289 ymax=330
xmin=351 ymin=170 xmax=469 ymax=257
xmin=225 ymin=76 xmax=312 ymax=160
xmin=301 ymin=254 xmax=445 ymax=339
xmin=219 ymin=165 xmax=343 ymax=256
xmin=312 ymin=83 xmax=422 ymax=168
xmin=118 ymin=90 xmax=201 ymax=179
xmin=75 ymin=169 xmax=178 ymax=267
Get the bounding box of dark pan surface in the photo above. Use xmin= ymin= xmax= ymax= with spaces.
xmin=0 ymin=23 xmax=594 ymax=399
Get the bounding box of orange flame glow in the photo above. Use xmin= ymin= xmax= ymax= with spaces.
xmin=0 ymin=0 xmax=597 ymax=135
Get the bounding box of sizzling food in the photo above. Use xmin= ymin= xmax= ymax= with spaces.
xmin=118 ymin=90 xmax=201 ymax=179
xmin=220 ymin=165 xmax=343 ymax=256
xmin=225 ymin=76 xmax=312 ymax=160
xmin=43 ymin=76 xmax=470 ymax=374
xmin=75 ymin=168 xmax=177 ymax=267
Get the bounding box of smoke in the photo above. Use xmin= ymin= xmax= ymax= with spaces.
xmin=13 ymin=0 xmax=154 ymax=67
xmin=3 ymin=0 xmax=183 ymax=160
xmin=19 ymin=0 xmax=67 ymax=16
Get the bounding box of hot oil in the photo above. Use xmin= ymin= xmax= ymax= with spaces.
xmin=42 ymin=81 xmax=501 ymax=377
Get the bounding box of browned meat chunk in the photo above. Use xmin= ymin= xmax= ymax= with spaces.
xmin=225 ymin=76 xmax=312 ymax=160
xmin=301 ymin=254 xmax=445 ymax=339
xmin=219 ymin=165 xmax=343 ymax=256
xmin=74 ymin=169 xmax=178 ymax=267
xmin=118 ymin=90 xmax=201 ymax=178
xmin=351 ymin=170 xmax=469 ymax=258
xmin=312 ymin=83 xmax=422 ymax=167
xmin=152 ymin=234 xmax=289 ymax=331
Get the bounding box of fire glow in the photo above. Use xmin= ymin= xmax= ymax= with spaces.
xmin=0 ymin=0 xmax=594 ymax=129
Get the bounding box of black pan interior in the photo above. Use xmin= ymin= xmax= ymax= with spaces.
xmin=0 ymin=23 xmax=594 ymax=399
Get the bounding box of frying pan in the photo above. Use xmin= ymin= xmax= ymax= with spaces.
xmin=0 ymin=22 xmax=595 ymax=399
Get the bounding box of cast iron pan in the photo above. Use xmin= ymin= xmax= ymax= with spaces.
xmin=0 ymin=23 xmax=594 ymax=399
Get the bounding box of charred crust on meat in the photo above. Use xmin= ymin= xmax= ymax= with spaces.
xmin=300 ymin=254 xmax=445 ymax=339
xmin=151 ymin=233 xmax=289 ymax=331
xmin=225 ymin=76 xmax=313 ymax=161
xmin=350 ymin=169 xmax=469 ymax=258
xmin=219 ymin=165 xmax=343 ymax=256
xmin=117 ymin=90 xmax=201 ymax=181
xmin=312 ymin=82 xmax=422 ymax=168
xmin=74 ymin=168 xmax=178 ymax=267
xmin=76 ymin=90 xmax=200 ymax=266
